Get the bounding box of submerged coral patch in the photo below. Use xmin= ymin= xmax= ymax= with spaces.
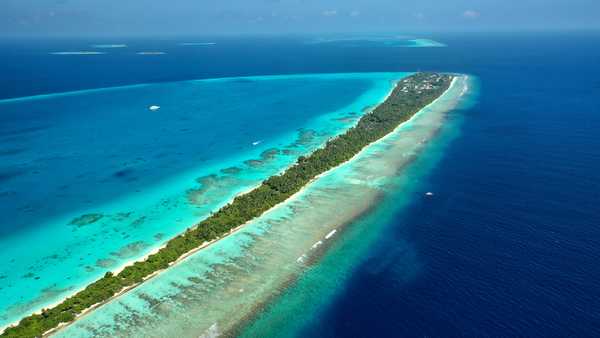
xmin=188 ymin=175 xmax=241 ymax=206
xmin=334 ymin=116 xmax=356 ymax=123
xmin=69 ymin=213 xmax=104 ymax=227
xmin=292 ymin=129 xmax=317 ymax=147
xmin=221 ymin=166 xmax=242 ymax=175
xmin=244 ymin=159 xmax=264 ymax=168
xmin=110 ymin=241 xmax=149 ymax=259
xmin=260 ymin=148 xmax=280 ymax=161
xmin=113 ymin=212 xmax=133 ymax=221
xmin=96 ymin=258 xmax=117 ymax=268
xmin=129 ymin=216 xmax=146 ymax=228
xmin=112 ymin=168 xmax=137 ymax=181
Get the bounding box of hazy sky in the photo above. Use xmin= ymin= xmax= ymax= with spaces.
xmin=1 ymin=0 xmax=598 ymax=37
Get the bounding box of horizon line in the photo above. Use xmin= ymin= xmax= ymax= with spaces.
xmin=1 ymin=27 xmax=599 ymax=39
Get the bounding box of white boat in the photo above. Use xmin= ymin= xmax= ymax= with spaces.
xmin=149 ymin=105 xmax=161 ymax=111
xmin=252 ymin=140 xmax=261 ymax=146
xmin=425 ymin=192 xmax=434 ymax=196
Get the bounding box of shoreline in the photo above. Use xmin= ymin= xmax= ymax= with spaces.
xmin=2 ymin=73 xmax=455 ymax=337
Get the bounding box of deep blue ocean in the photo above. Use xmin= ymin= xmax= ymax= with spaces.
xmin=2 ymin=32 xmax=600 ymax=336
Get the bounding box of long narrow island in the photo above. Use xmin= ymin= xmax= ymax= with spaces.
xmin=2 ymin=72 xmax=453 ymax=338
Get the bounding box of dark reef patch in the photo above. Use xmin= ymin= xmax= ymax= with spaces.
xmin=282 ymin=149 xmax=299 ymax=156
xmin=154 ymin=151 xmax=170 ymax=159
xmin=195 ymin=174 xmax=220 ymax=187
xmin=22 ymin=272 xmax=36 ymax=279
xmin=96 ymin=258 xmax=117 ymax=268
xmin=137 ymin=292 xmax=163 ymax=308
xmin=334 ymin=116 xmax=357 ymax=123
xmin=187 ymin=276 xmax=203 ymax=284
xmin=244 ymin=159 xmax=264 ymax=168
xmin=110 ymin=241 xmax=148 ymax=259
xmin=114 ymin=212 xmax=133 ymax=221
xmin=221 ymin=166 xmax=242 ymax=175
xmin=129 ymin=216 xmax=146 ymax=228
xmin=294 ymin=129 xmax=317 ymax=147
xmin=69 ymin=213 xmax=104 ymax=227
xmin=112 ymin=168 xmax=138 ymax=182
xmin=188 ymin=174 xmax=240 ymax=206
xmin=260 ymin=148 xmax=280 ymax=161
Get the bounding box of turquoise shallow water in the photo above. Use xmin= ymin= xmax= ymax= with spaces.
xmin=52 ymin=75 xmax=473 ymax=337
xmin=0 ymin=72 xmax=409 ymax=328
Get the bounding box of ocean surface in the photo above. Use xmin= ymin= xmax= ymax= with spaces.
xmin=2 ymin=32 xmax=600 ymax=336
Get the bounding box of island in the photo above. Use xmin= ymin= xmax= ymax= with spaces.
xmin=136 ymin=51 xmax=167 ymax=55
xmin=49 ymin=51 xmax=105 ymax=55
xmin=1 ymin=72 xmax=453 ymax=338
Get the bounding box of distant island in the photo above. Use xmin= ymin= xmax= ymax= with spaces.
xmin=50 ymin=51 xmax=105 ymax=55
xmin=1 ymin=72 xmax=452 ymax=338
xmin=178 ymin=42 xmax=217 ymax=46
xmin=136 ymin=51 xmax=167 ymax=55
xmin=91 ymin=44 xmax=128 ymax=48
